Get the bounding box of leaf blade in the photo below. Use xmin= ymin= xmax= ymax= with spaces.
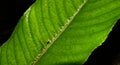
xmin=0 ymin=0 xmax=120 ymax=65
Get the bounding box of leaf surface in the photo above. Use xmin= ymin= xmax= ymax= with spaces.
xmin=0 ymin=0 xmax=120 ymax=65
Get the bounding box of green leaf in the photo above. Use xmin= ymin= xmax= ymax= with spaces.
xmin=0 ymin=0 xmax=120 ymax=65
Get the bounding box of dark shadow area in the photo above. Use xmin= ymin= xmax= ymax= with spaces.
xmin=0 ymin=0 xmax=36 ymax=46
xmin=57 ymin=62 xmax=81 ymax=65
xmin=84 ymin=20 xmax=120 ymax=65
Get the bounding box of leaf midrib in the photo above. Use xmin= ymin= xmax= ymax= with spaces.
xmin=30 ymin=0 xmax=88 ymax=64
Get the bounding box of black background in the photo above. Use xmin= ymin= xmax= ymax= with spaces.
xmin=0 ymin=0 xmax=120 ymax=65
xmin=0 ymin=0 xmax=35 ymax=45
xmin=84 ymin=20 xmax=120 ymax=65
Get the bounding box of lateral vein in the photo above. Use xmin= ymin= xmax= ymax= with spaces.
xmin=31 ymin=0 xmax=88 ymax=65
